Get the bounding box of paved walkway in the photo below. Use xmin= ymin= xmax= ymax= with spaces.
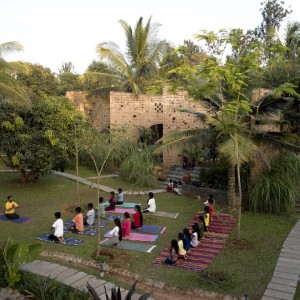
xmin=21 ymin=260 xmax=154 ymax=300
xmin=0 ymin=169 xmax=166 ymax=195
xmin=262 ymin=220 xmax=300 ymax=300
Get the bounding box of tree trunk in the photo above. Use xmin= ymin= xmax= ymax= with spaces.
xmin=20 ymin=168 xmax=28 ymax=183
xmin=227 ymin=162 xmax=236 ymax=208
xmin=236 ymin=162 xmax=242 ymax=240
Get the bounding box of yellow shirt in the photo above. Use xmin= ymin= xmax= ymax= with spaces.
xmin=178 ymin=240 xmax=186 ymax=255
xmin=5 ymin=201 xmax=19 ymax=214
xmin=204 ymin=213 xmax=210 ymax=227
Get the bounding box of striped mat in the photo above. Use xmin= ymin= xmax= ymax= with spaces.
xmin=152 ymin=213 xmax=235 ymax=272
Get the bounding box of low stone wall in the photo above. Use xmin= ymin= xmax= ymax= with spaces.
xmin=182 ymin=185 xmax=228 ymax=206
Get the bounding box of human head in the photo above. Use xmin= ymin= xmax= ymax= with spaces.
xmin=148 ymin=192 xmax=154 ymax=199
xmin=110 ymin=191 xmax=115 ymax=196
xmin=124 ymin=212 xmax=130 ymax=219
xmin=54 ymin=212 xmax=61 ymax=219
xmin=7 ymin=195 xmax=12 ymax=202
xmin=114 ymin=217 xmax=121 ymax=227
xmin=178 ymin=232 xmax=184 ymax=240
xmin=204 ymin=206 xmax=209 ymax=213
xmin=88 ymin=203 xmax=93 ymax=209
xmin=183 ymin=228 xmax=190 ymax=236
xmin=171 ymin=239 xmax=179 ymax=254
xmin=75 ymin=207 xmax=81 ymax=213
xmin=199 ymin=215 xmax=204 ymax=223
xmin=208 ymin=198 xmax=214 ymax=204
xmin=192 ymin=223 xmax=199 ymax=232
xmin=118 ymin=188 xmax=122 ymax=193
xmin=99 ymin=197 xmax=104 ymax=203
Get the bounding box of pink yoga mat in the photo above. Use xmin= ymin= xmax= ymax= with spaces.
xmin=104 ymin=230 xmax=158 ymax=242
xmin=106 ymin=208 xmax=135 ymax=214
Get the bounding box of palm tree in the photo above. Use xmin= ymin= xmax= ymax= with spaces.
xmin=0 ymin=41 xmax=29 ymax=104
xmin=84 ymin=17 xmax=169 ymax=95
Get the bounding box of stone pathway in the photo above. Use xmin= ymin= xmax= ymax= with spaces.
xmin=21 ymin=259 xmax=154 ymax=300
xmin=262 ymin=220 xmax=300 ymax=300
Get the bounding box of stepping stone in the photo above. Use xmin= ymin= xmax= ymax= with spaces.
xmin=264 ymin=288 xmax=294 ymax=300
xmin=280 ymin=252 xmax=300 ymax=260
xmin=46 ymin=265 xmax=69 ymax=279
xmin=275 ymin=266 xmax=300 ymax=276
xmin=55 ymin=268 xmax=78 ymax=282
xmin=20 ymin=260 xmax=41 ymax=271
xmin=267 ymin=282 xmax=296 ymax=294
xmin=71 ymin=275 xmax=97 ymax=290
xmin=278 ymin=257 xmax=300 ymax=265
xmin=32 ymin=262 xmax=59 ymax=275
xmin=28 ymin=261 xmax=52 ymax=274
xmin=276 ymin=261 xmax=300 ymax=271
xmin=273 ymin=271 xmax=299 ymax=281
xmin=88 ymin=278 xmax=107 ymax=290
xmin=62 ymin=271 xmax=89 ymax=285
xmin=95 ymin=282 xmax=115 ymax=295
xmin=281 ymin=248 xmax=300 ymax=256
xmin=261 ymin=297 xmax=278 ymax=300
xmin=271 ymin=277 xmax=298 ymax=288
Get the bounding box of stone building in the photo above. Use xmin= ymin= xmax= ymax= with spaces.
xmin=66 ymin=88 xmax=208 ymax=167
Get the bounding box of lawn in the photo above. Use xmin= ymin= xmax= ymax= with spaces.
xmin=0 ymin=170 xmax=295 ymax=300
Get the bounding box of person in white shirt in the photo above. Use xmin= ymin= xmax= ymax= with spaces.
xmin=48 ymin=212 xmax=64 ymax=242
xmin=109 ymin=217 xmax=122 ymax=246
xmin=143 ymin=192 xmax=156 ymax=213
xmin=116 ymin=188 xmax=124 ymax=204
xmin=84 ymin=203 xmax=95 ymax=226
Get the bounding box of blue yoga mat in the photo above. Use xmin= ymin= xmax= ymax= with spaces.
xmin=104 ymin=202 xmax=140 ymax=208
xmin=63 ymin=226 xmax=97 ymax=236
xmin=132 ymin=225 xmax=166 ymax=235
xmin=0 ymin=214 xmax=32 ymax=224
xmin=64 ymin=219 xmax=107 ymax=228
xmin=36 ymin=234 xmax=84 ymax=246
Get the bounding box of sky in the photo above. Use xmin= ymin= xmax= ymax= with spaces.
xmin=1 ymin=0 xmax=300 ymax=74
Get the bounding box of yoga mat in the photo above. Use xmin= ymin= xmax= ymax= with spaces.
xmin=63 ymin=226 xmax=97 ymax=236
xmin=64 ymin=219 xmax=107 ymax=228
xmin=104 ymin=230 xmax=158 ymax=242
xmin=100 ymin=238 xmax=156 ymax=253
xmin=95 ymin=213 xmax=124 ymax=221
xmin=0 ymin=214 xmax=32 ymax=224
xmin=132 ymin=225 xmax=166 ymax=235
xmin=104 ymin=202 xmax=140 ymax=208
xmin=153 ymin=211 xmax=179 ymax=219
xmin=107 ymin=208 xmax=135 ymax=214
xmin=153 ymin=213 xmax=235 ymax=272
xmin=36 ymin=234 xmax=84 ymax=246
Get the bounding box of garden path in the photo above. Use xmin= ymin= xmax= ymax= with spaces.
xmin=262 ymin=220 xmax=300 ymax=300
xmin=20 ymin=259 xmax=154 ymax=300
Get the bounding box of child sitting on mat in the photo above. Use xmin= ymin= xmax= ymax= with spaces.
xmin=48 ymin=212 xmax=64 ymax=242
xmin=183 ymin=228 xmax=191 ymax=253
xmin=97 ymin=197 xmax=105 ymax=218
xmin=105 ymin=191 xmax=116 ymax=211
xmin=204 ymin=206 xmax=210 ymax=232
xmin=190 ymin=224 xmax=200 ymax=247
xmin=116 ymin=188 xmax=124 ymax=205
xmin=163 ymin=239 xmax=179 ymax=265
xmin=84 ymin=203 xmax=95 ymax=226
xmin=131 ymin=205 xmax=143 ymax=229
xmin=122 ymin=212 xmax=131 ymax=238
xmin=110 ymin=217 xmax=122 ymax=246
xmin=142 ymin=192 xmax=156 ymax=213
xmin=198 ymin=216 xmax=205 ymax=239
xmin=178 ymin=232 xmax=188 ymax=259
xmin=5 ymin=195 xmax=20 ymax=219
xmin=70 ymin=207 xmax=84 ymax=233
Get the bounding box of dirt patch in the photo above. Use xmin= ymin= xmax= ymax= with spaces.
xmin=227 ymin=239 xmax=254 ymax=250
xmin=61 ymin=203 xmax=89 ymax=214
xmin=94 ymin=249 xmax=131 ymax=268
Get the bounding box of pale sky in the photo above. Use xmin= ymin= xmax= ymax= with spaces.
xmin=1 ymin=0 xmax=300 ymax=74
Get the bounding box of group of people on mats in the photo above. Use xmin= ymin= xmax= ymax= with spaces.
xmin=163 ymin=194 xmax=215 ymax=265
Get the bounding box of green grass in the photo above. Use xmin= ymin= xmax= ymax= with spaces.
xmin=91 ymin=176 xmax=161 ymax=191
xmin=0 ymin=171 xmax=295 ymax=300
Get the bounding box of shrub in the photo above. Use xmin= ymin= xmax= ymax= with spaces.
xmin=249 ymin=152 xmax=300 ymax=214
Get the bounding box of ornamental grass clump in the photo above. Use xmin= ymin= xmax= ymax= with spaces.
xmin=249 ymin=152 xmax=300 ymax=214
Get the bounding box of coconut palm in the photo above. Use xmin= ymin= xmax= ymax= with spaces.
xmin=84 ymin=17 xmax=169 ymax=95
xmin=0 ymin=41 xmax=29 ymax=104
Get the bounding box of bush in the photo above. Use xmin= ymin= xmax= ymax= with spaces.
xmin=249 ymin=152 xmax=300 ymax=214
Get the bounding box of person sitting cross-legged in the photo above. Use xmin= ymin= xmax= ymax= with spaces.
xmin=5 ymin=195 xmax=20 ymax=219
xmin=48 ymin=212 xmax=64 ymax=242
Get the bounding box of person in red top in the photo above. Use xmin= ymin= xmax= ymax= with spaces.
xmin=122 ymin=212 xmax=131 ymax=238
xmin=105 ymin=191 xmax=116 ymax=211
xmin=208 ymin=194 xmax=215 ymax=222
xmin=70 ymin=207 xmax=84 ymax=233
xmin=131 ymin=204 xmax=143 ymax=229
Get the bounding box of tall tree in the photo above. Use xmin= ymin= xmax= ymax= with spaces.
xmin=84 ymin=17 xmax=169 ymax=95
xmin=0 ymin=42 xmax=29 ymax=104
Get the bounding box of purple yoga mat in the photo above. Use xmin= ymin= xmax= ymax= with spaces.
xmin=104 ymin=230 xmax=158 ymax=242
xmin=106 ymin=208 xmax=135 ymax=214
